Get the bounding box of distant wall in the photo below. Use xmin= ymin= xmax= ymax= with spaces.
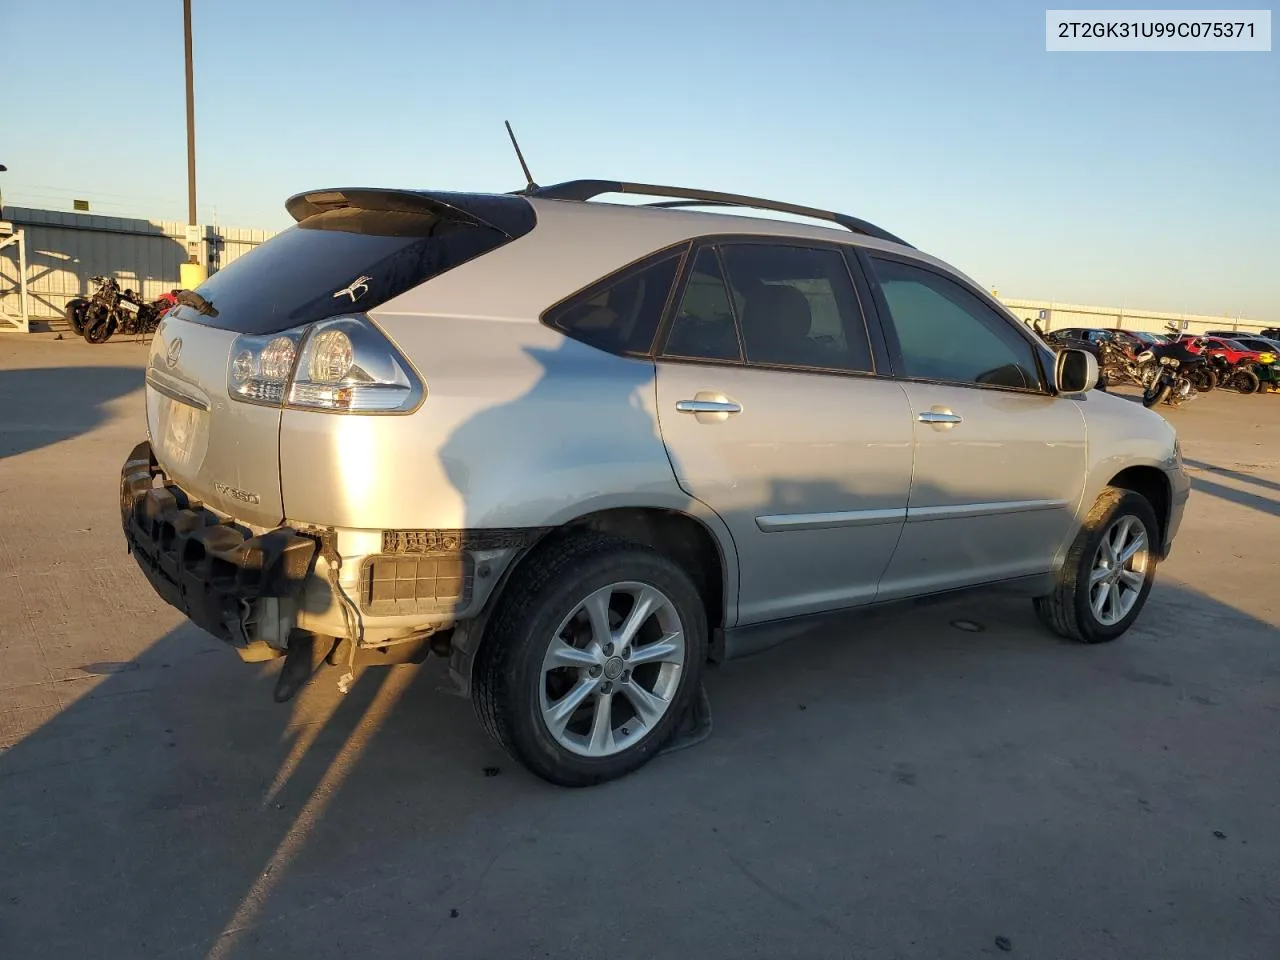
xmin=0 ymin=207 xmax=276 ymax=321
xmin=999 ymin=297 xmax=1271 ymax=337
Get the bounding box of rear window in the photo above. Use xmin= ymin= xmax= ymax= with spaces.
xmin=178 ymin=198 xmax=534 ymax=335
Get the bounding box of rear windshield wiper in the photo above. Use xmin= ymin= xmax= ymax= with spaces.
xmin=176 ymin=289 xmax=219 ymax=318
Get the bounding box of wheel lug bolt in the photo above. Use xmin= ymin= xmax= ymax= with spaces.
xmin=601 ymin=681 xmax=613 ymax=694
xmin=622 ymin=670 xmax=631 ymax=683
xmin=622 ymin=647 xmax=631 ymax=660
xmin=589 ymin=665 xmax=601 ymax=677
xmin=603 ymin=643 xmax=614 ymax=656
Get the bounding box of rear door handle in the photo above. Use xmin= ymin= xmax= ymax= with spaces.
xmin=675 ymin=392 xmax=742 ymax=424
xmin=917 ymin=410 xmax=963 ymax=424
xmin=676 ymin=399 xmax=743 ymax=414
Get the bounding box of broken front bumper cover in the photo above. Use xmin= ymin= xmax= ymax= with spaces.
xmin=120 ymin=441 xmax=318 ymax=661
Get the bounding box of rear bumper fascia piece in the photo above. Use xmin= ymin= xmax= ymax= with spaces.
xmin=120 ymin=440 xmax=318 ymax=661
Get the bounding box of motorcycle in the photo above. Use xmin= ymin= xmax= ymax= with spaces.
xmin=78 ymin=276 xmax=176 ymax=344
xmin=1136 ymin=336 xmax=1215 ymax=408
xmin=1206 ymin=352 xmax=1262 ymax=394
xmin=1094 ymin=334 xmax=1150 ymax=388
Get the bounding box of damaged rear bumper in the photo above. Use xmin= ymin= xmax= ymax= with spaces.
xmin=120 ymin=440 xmax=318 ymax=662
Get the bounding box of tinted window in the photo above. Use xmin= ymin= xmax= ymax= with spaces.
xmin=177 ymin=201 xmax=533 ymax=335
xmin=868 ymin=257 xmax=1041 ymax=390
xmin=662 ymin=247 xmax=743 ymax=362
xmin=545 ymin=251 xmax=682 ymax=357
xmin=718 ymin=244 xmax=873 ymax=373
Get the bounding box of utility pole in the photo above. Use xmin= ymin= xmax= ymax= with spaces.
xmin=184 ymin=0 xmax=196 ymax=226
xmin=180 ymin=0 xmax=206 ymax=286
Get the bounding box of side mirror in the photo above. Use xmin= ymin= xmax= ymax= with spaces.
xmin=1055 ymin=348 xmax=1097 ymax=395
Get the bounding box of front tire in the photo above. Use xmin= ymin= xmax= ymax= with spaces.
xmin=83 ymin=308 xmax=116 ymax=344
xmin=1034 ymin=487 xmax=1159 ymax=644
xmin=472 ymin=534 xmax=707 ymax=787
xmin=1142 ymin=380 xmax=1171 ymax=408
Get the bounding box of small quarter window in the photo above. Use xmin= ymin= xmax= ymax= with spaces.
xmin=544 ymin=250 xmax=683 ymax=357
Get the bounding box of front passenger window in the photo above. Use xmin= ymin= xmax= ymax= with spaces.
xmin=868 ymin=257 xmax=1042 ymax=390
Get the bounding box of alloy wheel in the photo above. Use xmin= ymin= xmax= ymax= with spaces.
xmin=539 ymin=581 xmax=686 ymax=758
xmin=1089 ymin=515 xmax=1150 ymax=625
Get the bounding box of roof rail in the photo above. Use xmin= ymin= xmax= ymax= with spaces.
xmin=526 ymin=179 xmax=912 ymax=248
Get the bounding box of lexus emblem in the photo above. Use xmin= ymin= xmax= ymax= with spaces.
xmin=165 ymin=338 xmax=183 ymax=368
xmin=333 ymin=275 xmax=372 ymax=303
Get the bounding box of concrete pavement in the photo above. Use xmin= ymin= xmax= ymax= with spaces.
xmin=1 ymin=335 xmax=1277 ymax=959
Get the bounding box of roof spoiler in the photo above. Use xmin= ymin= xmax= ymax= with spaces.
xmin=525 ymin=179 xmax=912 ymax=248
xmin=284 ymin=189 xmax=535 ymax=239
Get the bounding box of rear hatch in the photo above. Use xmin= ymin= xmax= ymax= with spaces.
xmin=144 ymin=188 xmax=536 ymax=527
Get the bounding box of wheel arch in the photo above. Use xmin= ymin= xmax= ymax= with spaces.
xmin=552 ymin=506 xmax=732 ymax=639
xmin=1106 ymin=465 xmax=1172 ymax=556
xmin=447 ymin=504 xmax=738 ymax=697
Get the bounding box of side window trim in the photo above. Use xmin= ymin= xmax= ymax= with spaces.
xmin=854 ymin=247 xmax=1052 ymax=394
xmin=653 ymin=242 xmax=748 ymax=366
xmin=841 ymin=247 xmax=896 ymax=376
xmin=540 ymin=240 xmax=692 ymax=358
xmin=656 ymin=234 xmax=881 ymax=378
xmin=715 ymin=245 xmax=751 ymax=363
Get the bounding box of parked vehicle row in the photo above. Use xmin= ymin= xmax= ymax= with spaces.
xmin=119 ymin=177 xmax=1189 ymax=786
xmin=1032 ymin=323 xmax=1280 ymax=405
xmin=65 ymin=276 xmax=179 ymax=343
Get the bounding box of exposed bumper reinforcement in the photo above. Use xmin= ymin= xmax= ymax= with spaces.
xmin=120 ymin=440 xmax=319 ymax=660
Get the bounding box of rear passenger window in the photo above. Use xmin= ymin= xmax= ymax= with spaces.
xmin=544 ymin=250 xmax=683 ymax=357
xmin=718 ymin=244 xmax=873 ymax=373
xmin=662 ymin=248 xmax=743 ymax=362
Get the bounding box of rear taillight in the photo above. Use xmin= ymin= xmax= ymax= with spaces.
xmin=228 ymin=315 xmax=422 ymax=414
xmin=230 ymin=334 xmax=299 ymax=405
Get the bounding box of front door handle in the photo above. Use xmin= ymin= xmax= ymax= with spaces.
xmin=676 ymin=399 xmax=743 ymax=414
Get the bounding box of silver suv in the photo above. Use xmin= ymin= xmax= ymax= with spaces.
xmin=121 ymin=180 xmax=1190 ymax=786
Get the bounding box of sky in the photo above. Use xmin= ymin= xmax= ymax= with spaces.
xmin=4 ymin=0 xmax=1278 ymax=320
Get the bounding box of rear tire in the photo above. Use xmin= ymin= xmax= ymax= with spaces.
xmin=472 ymin=534 xmax=707 ymax=787
xmin=1188 ymin=367 xmax=1217 ymax=392
xmin=1230 ymin=370 xmax=1260 ymax=394
xmin=1033 ymin=487 xmax=1159 ymax=644
xmin=66 ymin=298 xmax=89 ymax=335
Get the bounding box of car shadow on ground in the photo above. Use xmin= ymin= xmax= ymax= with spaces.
xmin=1182 ymin=457 xmax=1280 ymax=519
xmin=2 ymin=577 xmax=1277 ymax=960
xmin=0 ymin=365 xmax=142 ymax=461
